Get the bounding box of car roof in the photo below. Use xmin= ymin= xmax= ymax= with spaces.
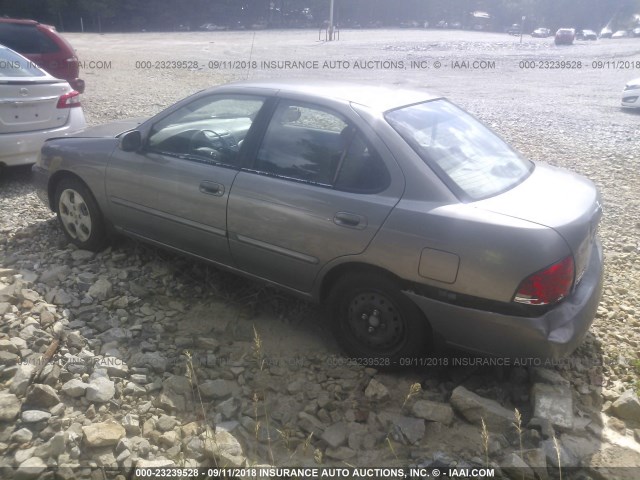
xmin=212 ymin=80 xmax=441 ymax=112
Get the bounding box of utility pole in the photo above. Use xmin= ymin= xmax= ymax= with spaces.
xmin=328 ymin=0 xmax=335 ymax=40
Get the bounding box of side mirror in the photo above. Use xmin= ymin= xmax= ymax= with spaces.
xmin=120 ymin=130 xmax=142 ymax=152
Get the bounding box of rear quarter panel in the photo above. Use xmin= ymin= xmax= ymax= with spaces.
xmin=362 ymin=200 xmax=570 ymax=303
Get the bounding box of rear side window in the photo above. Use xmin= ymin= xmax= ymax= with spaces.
xmin=0 ymin=23 xmax=60 ymax=54
xmin=0 ymin=48 xmax=46 ymax=77
xmin=254 ymin=100 xmax=390 ymax=192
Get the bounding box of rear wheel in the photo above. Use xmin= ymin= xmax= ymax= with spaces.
xmin=327 ymin=272 xmax=431 ymax=367
xmin=54 ymin=177 xmax=108 ymax=252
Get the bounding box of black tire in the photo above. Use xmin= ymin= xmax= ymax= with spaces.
xmin=327 ymin=272 xmax=431 ymax=366
xmin=54 ymin=177 xmax=108 ymax=252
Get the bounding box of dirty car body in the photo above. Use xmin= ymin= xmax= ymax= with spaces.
xmin=33 ymin=81 xmax=604 ymax=363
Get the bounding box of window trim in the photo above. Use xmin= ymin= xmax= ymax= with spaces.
xmin=144 ymin=93 xmax=269 ymax=169
xmin=244 ymin=99 xmax=391 ymax=194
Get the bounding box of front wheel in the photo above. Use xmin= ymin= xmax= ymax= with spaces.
xmin=55 ymin=177 xmax=108 ymax=252
xmin=327 ymin=272 xmax=431 ymax=366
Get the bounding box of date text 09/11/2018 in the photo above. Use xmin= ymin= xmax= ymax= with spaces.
xmin=133 ymin=467 xmax=497 ymax=478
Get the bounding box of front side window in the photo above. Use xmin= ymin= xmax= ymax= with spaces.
xmin=386 ymin=100 xmax=533 ymax=200
xmin=254 ymin=101 xmax=389 ymax=192
xmin=148 ymin=95 xmax=265 ymax=166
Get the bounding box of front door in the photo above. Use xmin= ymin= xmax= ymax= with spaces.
xmin=106 ymin=94 xmax=267 ymax=265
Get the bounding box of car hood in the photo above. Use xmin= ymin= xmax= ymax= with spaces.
xmin=475 ymin=162 xmax=602 ymax=280
xmin=68 ymin=118 xmax=146 ymax=138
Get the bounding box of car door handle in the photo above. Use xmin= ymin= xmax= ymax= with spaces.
xmin=199 ymin=181 xmax=224 ymax=196
xmin=333 ymin=212 xmax=366 ymax=229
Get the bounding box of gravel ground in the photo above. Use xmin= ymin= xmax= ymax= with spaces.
xmin=1 ymin=29 xmax=639 ymax=476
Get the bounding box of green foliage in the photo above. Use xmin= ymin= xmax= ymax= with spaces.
xmin=0 ymin=0 xmax=638 ymax=32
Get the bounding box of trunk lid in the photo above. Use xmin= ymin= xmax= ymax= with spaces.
xmin=476 ymin=162 xmax=602 ymax=286
xmin=0 ymin=79 xmax=70 ymax=133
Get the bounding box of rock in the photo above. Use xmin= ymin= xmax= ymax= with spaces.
xmin=96 ymin=357 xmax=129 ymax=378
xmin=21 ymin=410 xmax=51 ymax=423
xmin=412 ymin=400 xmax=454 ymax=426
xmin=0 ymin=339 xmax=19 ymax=355
xmin=611 ymin=390 xmax=640 ymax=423
xmin=321 ymin=422 xmax=348 ymax=448
xmin=15 ymin=457 xmax=47 ymax=479
xmin=136 ymin=458 xmax=176 ymax=469
xmin=156 ymin=415 xmax=179 ymax=432
xmin=200 ymin=379 xmax=232 ymax=399
xmin=83 ymin=421 xmax=126 ymax=447
xmin=0 ymin=393 xmax=21 ymax=421
xmin=11 ymin=428 xmax=34 ymax=444
xmin=203 ymin=428 xmax=245 ymax=467
xmin=88 ymin=278 xmax=113 ymax=300
xmin=501 ymin=453 xmax=536 ymax=480
xmin=86 ymin=376 xmax=115 ymax=403
xmin=61 ymin=379 xmax=89 ymax=398
xmin=522 ymin=448 xmax=549 ymax=480
xmin=9 ymin=364 xmax=34 ymax=396
xmin=71 ymin=250 xmax=95 ymax=261
xmin=130 ymin=352 xmax=167 ymax=373
xmin=364 ymin=378 xmax=389 ymax=401
xmin=40 ymin=265 xmax=71 ymax=286
xmin=325 ymin=446 xmax=357 ymax=460
xmin=560 ymin=433 xmax=599 ymax=460
xmin=297 ymin=412 xmax=325 ymax=436
xmin=584 ymin=444 xmax=640 ymax=479
xmin=25 ymin=384 xmax=60 ymax=408
xmin=450 ymin=386 xmax=515 ymax=430
xmin=123 ymin=414 xmax=141 ymax=435
xmin=541 ymin=438 xmax=578 ymax=468
xmin=531 ymin=383 xmax=574 ymax=430
xmin=391 ymin=415 xmax=425 ymax=444
xmin=0 ymin=351 xmax=19 ymax=366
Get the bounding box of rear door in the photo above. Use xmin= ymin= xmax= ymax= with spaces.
xmin=227 ymin=98 xmax=404 ymax=293
xmin=106 ymin=94 xmax=267 ymax=265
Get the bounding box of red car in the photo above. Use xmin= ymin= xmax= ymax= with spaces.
xmin=554 ymin=28 xmax=576 ymax=45
xmin=0 ymin=18 xmax=85 ymax=93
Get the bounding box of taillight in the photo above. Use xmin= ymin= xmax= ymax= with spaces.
xmin=56 ymin=91 xmax=81 ymax=108
xmin=513 ymin=256 xmax=575 ymax=305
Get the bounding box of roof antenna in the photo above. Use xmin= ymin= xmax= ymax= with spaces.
xmin=246 ymin=32 xmax=256 ymax=80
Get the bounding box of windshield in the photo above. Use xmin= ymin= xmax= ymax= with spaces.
xmin=0 ymin=48 xmax=46 ymax=78
xmin=385 ymin=99 xmax=533 ymax=201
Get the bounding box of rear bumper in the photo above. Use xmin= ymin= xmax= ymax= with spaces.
xmin=0 ymin=110 xmax=85 ymax=167
xmin=404 ymin=240 xmax=604 ymax=360
xmin=621 ymin=93 xmax=640 ymax=108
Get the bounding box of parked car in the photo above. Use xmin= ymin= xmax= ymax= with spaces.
xmin=0 ymin=45 xmax=85 ymax=170
xmin=612 ymin=30 xmax=630 ymax=38
xmin=531 ymin=27 xmax=551 ymax=38
xmin=0 ymin=18 xmax=84 ymax=93
xmin=621 ymin=78 xmax=640 ymax=109
xmin=576 ymin=29 xmax=597 ymax=40
xmin=555 ymin=28 xmax=576 ymax=45
xmin=32 ymin=81 xmax=604 ymax=363
xmin=633 ymin=27 xmax=640 ymax=37
xmin=507 ymin=23 xmax=521 ymax=35
xmin=599 ymin=27 xmax=612 ymax=38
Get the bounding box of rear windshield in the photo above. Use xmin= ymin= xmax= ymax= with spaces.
xmin=0 ymin=48 xmax=46 ymax=78
xmin=0 ymin=23 xmax=60 ymax=54
xmin=385 ymin=100 xmax=533 ymax=201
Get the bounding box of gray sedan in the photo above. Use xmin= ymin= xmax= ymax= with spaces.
xmin=33 ymin=81 xmax=604 ymax=365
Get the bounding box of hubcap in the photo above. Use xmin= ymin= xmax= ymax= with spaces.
xmin=347 ymin=291 xmax=404 ymax=351
xmin=58 ymin=189 xmax=92 ymax=242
